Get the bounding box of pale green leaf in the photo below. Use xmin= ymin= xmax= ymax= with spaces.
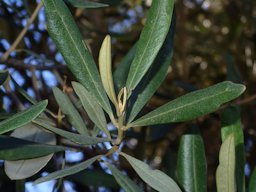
xmin=42 ymin=0 xmax=112 ymax=114
xmin=177 ymin=134 xmax=207 ymax=192
xmin=126 ymin=0 xmax=174 ymax=93
xmin=72 ymin=82 xmax=110 ymax=139
xmin=0 ymin=100 xmax=48 ymax=134
xmin=216 ymin=134 xmax=236 ymax=192
xmin=34 ymin=155 xmax=101 ymax=184
xmin=120 ymin=152 xmax=181 ymax=192
xmin=53 ymin=87 xmax=88 ymax=135
xmin=5 ymin=124 xmax=56 ymax=180
xmin=99 ymin=35 xmax=117 ymax=106
xmin=106 ymin=163 xmax=142 ymax=192
xmin=221 ymin=106 xmax=245 ymax=192
xmin=33 ymin=119 xmax=109 ymax=145
xmin=130 ymin=81 xmax=245 ymax=127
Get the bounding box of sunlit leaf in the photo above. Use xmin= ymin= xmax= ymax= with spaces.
xmin=125 ymin=0 xmax=174 ymax=94
xmin=53 ymin=87 xmax=88 ymax=135
xmin=0 ymin=100 xmax=48 ymax=134
xmin=43 ymin=0 xmax=112 ymax=114
xmin=130 ymin=81 xmax=245 ymax=127
xmin=120 ymin=152 xmax=181 ymax=192
xmin=64 ymin=0 xmax=108 ymax=8
xmin=72 ymin=82 xmax=110 ymax=139
xmin=34 ymin=155 xmax=101 ymax=184
xmin=0 ymin=135 xmax=66 ymax=160
xmin=127 ymin=11 xmax=176 ymax=123
xmin=106 ymin=162 xmax=142 ymax=192
xmin=216 ymin=134 xmax=236 ymax=192
xmin=4 ymin=124 xmax=56 ymax=180
xmin=33 ymin=119 xmax=109 ymax=145
xmin=221 ymin=106 xmax=245 ymax=192
xmin=99 ymin=35 xmax=117 ymax=106
xmin=177 ymin=134 xmax=207 ymax=192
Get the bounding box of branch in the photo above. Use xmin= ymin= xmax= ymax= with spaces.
xmin=1 ymin=2 xmax=43 ymax=60
xmin=0 ymin=58 xmax=67 ymax=70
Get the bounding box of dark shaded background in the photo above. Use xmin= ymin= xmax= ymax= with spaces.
xmin=0 ymin=0 xmax=255 ymax=191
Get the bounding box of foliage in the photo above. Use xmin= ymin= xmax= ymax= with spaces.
xmin=0 ymin=0 xmax=254 ymax=191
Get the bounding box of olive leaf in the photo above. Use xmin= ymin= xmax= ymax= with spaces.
xmin=99 ymin=35 xmax=117 ymax=106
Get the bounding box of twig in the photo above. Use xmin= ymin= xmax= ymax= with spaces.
xmin=0 ymin=58 xmax=67 ymax=70
xmin=235 ymin=94 xmax=256 ymax=105
xmin=1 ymin=2 xmax=43 ymax=60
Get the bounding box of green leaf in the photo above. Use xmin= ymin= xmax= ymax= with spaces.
xmin=72 ymin=82 xmax=110 ymax=139
xmin=125 ymin=0 xmax=174 ymax=93
xmin=67 ymin=170 xmax=119 ymax=188
xmin=53 ymin=87 xmax=88 ymax=135
xmin=177 ymin=134 xmax=207 ymax=192
xmin=4 ymin=124 xmax=56 ymax=180
xmin=0 ymin=70 xmax=8 ymax=85
xmin=33 ymin=119 xmax=109 ymax=145
xmin=216 ymin=134 xmax=236 ymax=192
xmin=34 ymin=155 xmax=101 ymax=184
xmin=0 ymin=100 xmax=48 ymax=134
xmin=113 ymin=43 xmax=137 ymax=92
xmin=99 ymin=35 xmax=117 ymax=106
xmin=120 ymin=152 xmax=181 ymax=192
xmin=127 ymin=12 xmax=176 ymax=123
xmin=221 ymin=106 xmax=245 ymax=192
xmin=105 ymin=163 xmax=142 ymax=192
xmin=0 ymin=135 xmax=66 ymax=160
xmin=249 ymin=167 xmax=256 ymax=192
xmin=130 ymin=81 xmax=245 ymax=127
xmin=64 ymin=0 xmax=108 ymax=8
xmin=43 ymin=0 xmax=112 ymax=114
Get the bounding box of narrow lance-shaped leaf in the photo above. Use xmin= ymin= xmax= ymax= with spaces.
xmin=0 ymin=100 xmax=48 ymax=134
xmin=66 ymin=170 xmax=119 ymax=189
xmin=120 ymin=152 xmax=181 ymax=192
xmin=105 ymin=162 xmax=142 ymax=192
xmin=125 ymin=0 xmax=174 ymax=94
xmin=216 ymin=134 xmax=236 ymax=192
xmin=0 ymin=70 xmax=8 ymax=85
xmin=53 ymin=87 xmax=88 ymax=135
xmin=64 ymin=0 xmax=108 ymax=8
xmin=0 ymin=135 xmax=67 ymax=160
xmin=221 ymin=106 xmax=245 ymax=192
xmin=130 ymin=81 xmax=245 ymax=127
xmin=5 ymin=124 xmax=56 ymax=180
xmin=249 ymin=167 xmax=256 ymax=192
xmin=33 ymin=119 xmax=109 ymax=146
xmin=72 ymin=82 xmax=110 ymax=139
xmin=99 ymin=35 xmax=117 ymax=106
xmin=177 ymin=134 xmax=207 ymax=192
xmin=127 ymin=10 xmax=176 ymax=123
xmin=113 ymin=43 xmax=137 ymax=92
xmin=34 ymin=155 xmax=101 ymax=184
xmin=42 ymin=0 xmax=112 ymax=114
